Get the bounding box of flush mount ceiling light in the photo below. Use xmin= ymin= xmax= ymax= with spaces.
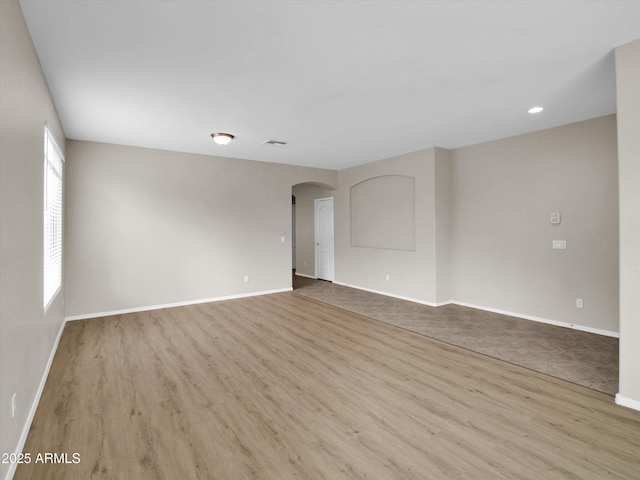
xmin=211 ymin=133 xmax=235 ymax=145
xmin=528 ymin=106 xmax=544 ymax=114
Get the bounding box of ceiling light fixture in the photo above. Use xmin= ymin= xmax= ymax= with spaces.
xmin=528 ymin=106 xmax=544 ymax=114
xmin=211 ymin=133 xmax=235 ymax=145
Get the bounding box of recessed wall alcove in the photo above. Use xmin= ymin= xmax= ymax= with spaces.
xmin=350 ymin=175 xmax=415 ymax=251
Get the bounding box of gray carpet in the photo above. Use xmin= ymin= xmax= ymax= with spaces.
xmin=293 ymin=274 xmax=618 ymax=396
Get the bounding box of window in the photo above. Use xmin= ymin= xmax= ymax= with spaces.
xmin=43 ymin=126 xmax=64 ymax=309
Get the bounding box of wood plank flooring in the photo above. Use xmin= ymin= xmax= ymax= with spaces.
xmin=15 ymin=293 xmax=640 ymax=479
xmin=292 ymin=275 xmax=619 ymax=395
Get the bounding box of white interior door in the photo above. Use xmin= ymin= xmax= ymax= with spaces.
xmin=292 ymin=204 xmax=296 ymax=269
xmin=315 ymin=197 xmax=334 ymax=281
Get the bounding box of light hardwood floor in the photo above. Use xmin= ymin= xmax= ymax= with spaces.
xmin=15 ymin=293 xmax=640 ymax=479
xmin=293 ymin=275 xmax=619 ymax=395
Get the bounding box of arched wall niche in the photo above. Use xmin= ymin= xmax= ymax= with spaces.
xmin=350 ymin=175 xmax=415 ymax=251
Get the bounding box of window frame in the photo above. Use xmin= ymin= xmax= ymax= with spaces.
xmin=43 ymin=125 xmax=64 ymax=310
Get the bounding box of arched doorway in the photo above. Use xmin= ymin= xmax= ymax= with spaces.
xmin=291 ymin=182 xmax=335 ymax=288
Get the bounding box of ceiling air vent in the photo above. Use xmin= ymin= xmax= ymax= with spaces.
xmin=263 ymin=140 xmax=287 ymax=146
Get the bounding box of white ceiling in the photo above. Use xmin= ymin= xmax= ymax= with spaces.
xmin=19 ymin=0 xmax=640 ymax=170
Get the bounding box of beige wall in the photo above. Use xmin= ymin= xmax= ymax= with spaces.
xmin=615 ymin=39 xmax=640 ymax=406
xmin=335 ymin=149 xmax=440 ymax=304
xmin=451 ymin=115 xmax=619 ymax=333
xmin=292 ymin=183 xmax=334 ymax=278
xmin=350 ymin=175 xmax=416 ymax=251
xmin=434 ymin=148 xmax=453 ymax=304
xmin=64 ymin=140 xmax=337 ymax=317
xmin=331 ymin=116 xmax=618 ymax=334
xmin=0 ymin=1 xmax=67 ymax=477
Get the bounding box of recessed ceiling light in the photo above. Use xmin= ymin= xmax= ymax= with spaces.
xmin=528 ymin=106 xmax=544 ymax=114
xmin=211 ymin=133 xmax=234 ymax=145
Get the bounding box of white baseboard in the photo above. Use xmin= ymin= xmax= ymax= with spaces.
xmin=5 ymin=319 xmax=67 ymax=480
xmin=65 ymin=288 xmax=292 ymax=322
xmin=450 ymin=300 xmax=619 ymax=338
xmin=328 ymin=282 xmax=618 ymax=338
xmin=615 ymin=393 xmax=640 ymax=411
xmin=294 ymin=272 xmax=317 ymax=279
xmin=333 ymin=281 xmax=441 ymax=307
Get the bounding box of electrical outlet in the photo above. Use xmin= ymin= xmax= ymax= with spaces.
xmin=243 ymin=275 xmax=249 ymax=283
xmin=385 ymin=274 xmax=390 ymax=282
xmin=576 ymin=298 xmax=583 ymax=308
xmin=304 ymin=261 xmax=307 ymax=267
xmin=11 ymin=393 xmax=16 ymax=418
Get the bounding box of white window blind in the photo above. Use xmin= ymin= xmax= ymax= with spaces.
xmin=43 ymin=126 xmax=64 ymax=309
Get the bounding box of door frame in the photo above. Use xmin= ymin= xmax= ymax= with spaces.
xmin=314 ymin=197 xmax=334 ymax=281
xmin=291 ymin=202 xmax=296 ymax=270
